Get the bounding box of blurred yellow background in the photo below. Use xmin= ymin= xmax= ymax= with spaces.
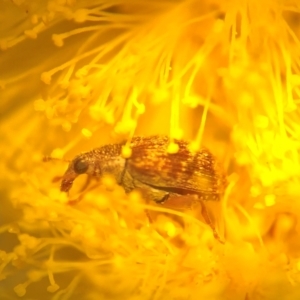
xmin=1 ymin=0 xmax=300 ymax=299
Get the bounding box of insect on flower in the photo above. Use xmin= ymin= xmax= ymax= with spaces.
xmin=58 ymin=135 xmax=227 ymax=240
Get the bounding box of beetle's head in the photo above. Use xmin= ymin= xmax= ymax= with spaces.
xmin=60 ymin=152 xmax=99 ymax=192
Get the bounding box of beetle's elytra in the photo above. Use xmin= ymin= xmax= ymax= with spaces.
xmin=60 ymin=135 xmax=227 ymax=205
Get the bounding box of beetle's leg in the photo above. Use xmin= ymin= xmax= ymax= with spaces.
xmin=143 ymin=189 xmax=170 ymax=224
xmin=155 ymin=194 xmax=170 ymax=204
xmin=156 ymin=193 xmax=224 ymax=243
xmin=198 ymin=200 xmax=224 ymax=243
xmin=130 ymin=180 xmax=170 ymax=223
xmin=142 ymin=194 xmax=170 ymax=224
xmin=156 ymin=193 xmax=195 ymax=209
xmin=131 ymin=179 xmax=170 ymax=203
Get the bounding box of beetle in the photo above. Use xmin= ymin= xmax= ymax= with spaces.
xmin=60 ymin=135 xmax=227 ymax=240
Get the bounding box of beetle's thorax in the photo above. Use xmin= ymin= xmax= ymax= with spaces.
xmin=92 ymin=143 xmax=126 ymax=183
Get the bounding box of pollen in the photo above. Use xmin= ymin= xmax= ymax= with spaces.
xmin=34 ymin=99 xmax=46 ymax=111
xmin=27 ymin=270 xmax=45 ymax=282
xmin=101 ymin=174 xmax=117 ymax=190
xmin=167 ymin=142 xmax=179 ymax=154
xmin=297 ymin=260 xmax=300 ymax=272
xmin=50 ymin=148 xmax=64 ymax=159
xmin=121 ymin=144 xmax=132 ymax=158
xmin=264 ymin=194 xmax=276 ymax=207
xmin=165 ymin=221 xmax=178 ymax=238
xmin=81 ymin=128 xmax=92 ymax=138
xmin=14 ymin=284 xmax=27 ymax=297
xmin=47 ymin=284 xmax=60 ymax=293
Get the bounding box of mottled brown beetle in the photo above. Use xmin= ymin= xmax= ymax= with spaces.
xmin=60 ymin=135 xmax=226 ymax=240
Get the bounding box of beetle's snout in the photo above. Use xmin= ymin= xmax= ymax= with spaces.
xmin=60 ymin=170 xmax=78 ymax=192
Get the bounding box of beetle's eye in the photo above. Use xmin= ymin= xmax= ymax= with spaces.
xmin=73 ymin=158 xmax=89 ymax=174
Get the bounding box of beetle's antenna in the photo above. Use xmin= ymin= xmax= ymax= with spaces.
xmin=43 ymin=156 xmax=70 ymax=163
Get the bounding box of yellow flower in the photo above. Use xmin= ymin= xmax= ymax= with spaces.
xmin=1 ymin=0 xmax=300 ymax=299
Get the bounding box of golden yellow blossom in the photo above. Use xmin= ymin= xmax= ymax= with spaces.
xmin=1 ymin=0 xmax=300 ymax=299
